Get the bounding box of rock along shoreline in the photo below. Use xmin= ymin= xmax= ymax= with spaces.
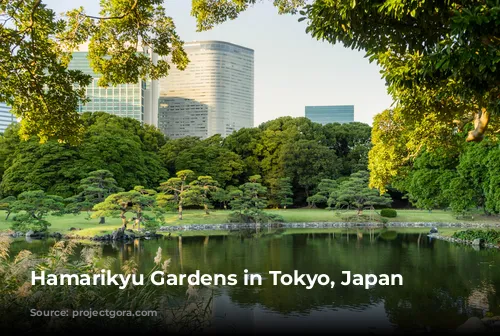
xmin=158 ymin=221 xmax=500 ymax=232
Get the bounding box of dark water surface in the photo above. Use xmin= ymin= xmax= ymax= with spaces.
xmin=11 ymin=230 xmax=500 ymax=334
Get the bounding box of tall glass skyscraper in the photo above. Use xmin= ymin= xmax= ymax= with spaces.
xmin=305 ymin=105 xmax=355 ymax=125
xmin=158 ymin=41 xmax=254 ymax=139
xmin=0 ymin=103 xmax=16 ymax=133
xmin=68 ymin=47 xmax=158 ymax=126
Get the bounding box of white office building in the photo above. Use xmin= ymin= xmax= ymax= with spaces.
xmin=159 ymin=41 xmax=254 ymax=139
xmin=68 ymin=45 xmax=159 ymax=126
xmin=0 ymin=103 xmax=16 ymax=133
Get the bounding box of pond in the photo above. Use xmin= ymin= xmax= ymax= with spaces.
xmin=10 ymin=230 xmax=500 ymax=334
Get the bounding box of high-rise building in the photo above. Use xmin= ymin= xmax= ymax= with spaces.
xmin=0 ymin=103 xmax=16 ymax=133
xmin=305 ymin=105 xmax=355 ymax=124
xmin=158 ymin=40 xmax=254 ymax=139
xmin=68 ymin=46 xmax=158 ymax=126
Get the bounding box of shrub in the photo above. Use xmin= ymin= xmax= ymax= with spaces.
xmin=142 ymin=216 xmax=161 ymax=233
xmin=452 ymin=230 xmax=500 ymax=244
xmin=228 ymin=210 xmax=284 ymax=224
xmin=380 ymin=208 xmax=397 ymax=218
xmin=11 ymin=215 xmax=51 ymax=233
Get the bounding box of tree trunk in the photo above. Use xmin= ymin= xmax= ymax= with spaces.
xmin=120 ymin=212 xmax=127 ymax=229
xmin=99 ymin=216 xmax=105 ymax=224
xmin=5 ymin=211 xmax=10 ymax=220
xmin=178 ymin=203 xmax=183 ymax=220
xmin=204 ymin=203 xmax=209 ymax=215
xmin=467 ymin=108 xmax=490 ymax=142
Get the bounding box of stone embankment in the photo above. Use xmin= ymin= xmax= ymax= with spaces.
xmin=158 ymin=221 xmax=500 ymax=232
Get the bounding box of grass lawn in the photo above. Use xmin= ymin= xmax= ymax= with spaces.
xmin=0 ymin=209 xmax=497 ymax=238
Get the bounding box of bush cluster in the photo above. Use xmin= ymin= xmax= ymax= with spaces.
xmin=380 ymin=208 xmax=397 ymax=218
xmin=452 ymin=230 xmax=500 ymax=244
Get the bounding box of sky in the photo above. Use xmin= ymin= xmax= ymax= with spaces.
xmin=45 ymin=0 xmax=393 ymax=126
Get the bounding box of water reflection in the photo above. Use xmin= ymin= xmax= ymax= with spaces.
xmin=11 ymin=230 xmax=500 ymax=333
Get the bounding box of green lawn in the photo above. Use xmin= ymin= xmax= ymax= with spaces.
xmin=0 ymin=209 xmax=497 ymax=238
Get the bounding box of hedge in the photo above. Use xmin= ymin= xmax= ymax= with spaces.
xmin=380 ymin=208 xmax=397 ymax=218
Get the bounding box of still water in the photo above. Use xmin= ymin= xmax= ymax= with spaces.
xmin=11 ymin=230 xmax=500 ymax=333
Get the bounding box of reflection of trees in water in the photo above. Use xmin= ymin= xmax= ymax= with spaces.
xmin=138 ymin=233 xmax=500 ymax=329
xmin=17 ymin=232 xmax=499 ymax=331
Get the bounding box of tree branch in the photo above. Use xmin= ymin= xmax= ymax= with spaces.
xmin=82 ymin=0 xmax=139 ymax=20
xmin=466 ymin=108 xmax=490 ymax=142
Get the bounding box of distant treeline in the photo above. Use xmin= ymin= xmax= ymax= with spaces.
xmin=0 ymin=112 xmax=372 ymax=207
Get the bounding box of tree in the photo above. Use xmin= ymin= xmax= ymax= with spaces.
xmin=0 ymin=139 xmax=81 ymax=197
xmin=1 ymin=0 xmax=188 ymax=143
xmin=172 ymin=135 xmax=246 ymax=188
xmin=77 ymin=112 xmax=168 ymax=190
xmin=328 ymin=171 xmax=392 ymax=212
xmin=229 ymin=175 xmax=282 ymax=223
xmin=159 ymin=137 xmax=201 ymax=174
xmin=92 ymin=186 xmax=157 ymax=229
xmin=212 ymin=187 xmax=233 ymax=210
xmin=269 ymin=177 xmax=293 ymax=209
xmin=307 ymin=179 xmax=337 ymax=208
xmin=191 ymin=1 xmax=500 ymax=191
xmin=301 ymin=1 xmax=500 ymax=141
xmin=10 ymin=190 xmax=65 ymax=233
xmin=158 ymin=170 xmax=194 ymax=220
xmin=66 ymin=170 xmax=122 ymax=223
xmin=186 ymin=176 xmax=218 ymax=215
xmin=0 ymin=196 xmax=17 ymax=220
xmin=395 ymin=150 xmax=459 ymax=211
xmin=0 ymin=112 xmax=168 ymax=197
xmin=281 ymin=139 xmax=341 ymax=203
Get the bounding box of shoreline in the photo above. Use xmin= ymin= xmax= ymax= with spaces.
xmin=3 ymin=221 xmax=499 ymax=242
xmin=427 ymin=233 xmax=500 ymax=249
xmin=157 ymin=221 xmax=500 ymax=232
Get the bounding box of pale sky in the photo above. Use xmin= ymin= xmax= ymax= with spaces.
xmin=45 ymin=0 xmax=393 ymax=126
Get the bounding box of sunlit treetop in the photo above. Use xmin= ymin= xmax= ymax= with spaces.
xmin=192 ymin=1 xmax=499 ymax=193
xmin=191 ymin=0 xmax=306 ymax=31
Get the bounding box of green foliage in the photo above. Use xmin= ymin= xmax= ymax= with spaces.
xmin=389 ymin=137 xmax=500 ymax=214
xmin=142 ymin=213 xmax=164 ymax=233
xmin=10 ymin=190 xmax=65 ymax=233
xmin=192 ymin=0 xmax=305 ymax=31
xmin=0 ymin=113 xmax=167 ymax=197
xmin=307 ymin=179 xmax=337 ymax=207
xmin=452 ymin=230 xmax=500 ymax=244
xmin=211 ymin=187 xmax=233 ymax=209
xmin=158 ymin=170 xmax=195 ymax=220
xmin=328 ymin=171 xmax=392 ymax=210
xmin=281 ymin=139 xmax=341 ymax=202
xmin=0 ymin=196 xmax=16 ymax=220
xmin=65 ymin=170 xmax=122 ymax=220
xmin=93 ymin=186 xmax=157 ymax=229
xmin=229 ymin=175 xmax=282 ymax=223
xmin=380 ymin=209 xmax=397 ymax=218
xmin=269 ymin=177 xmax=294 ymax=209
xmin=1 ymin=0 xmax=188 ymax=142
xmin=186 ymin=176 xmax=218 ymax=214
xmin=397 ymin=150 xmax=459 ymax=210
